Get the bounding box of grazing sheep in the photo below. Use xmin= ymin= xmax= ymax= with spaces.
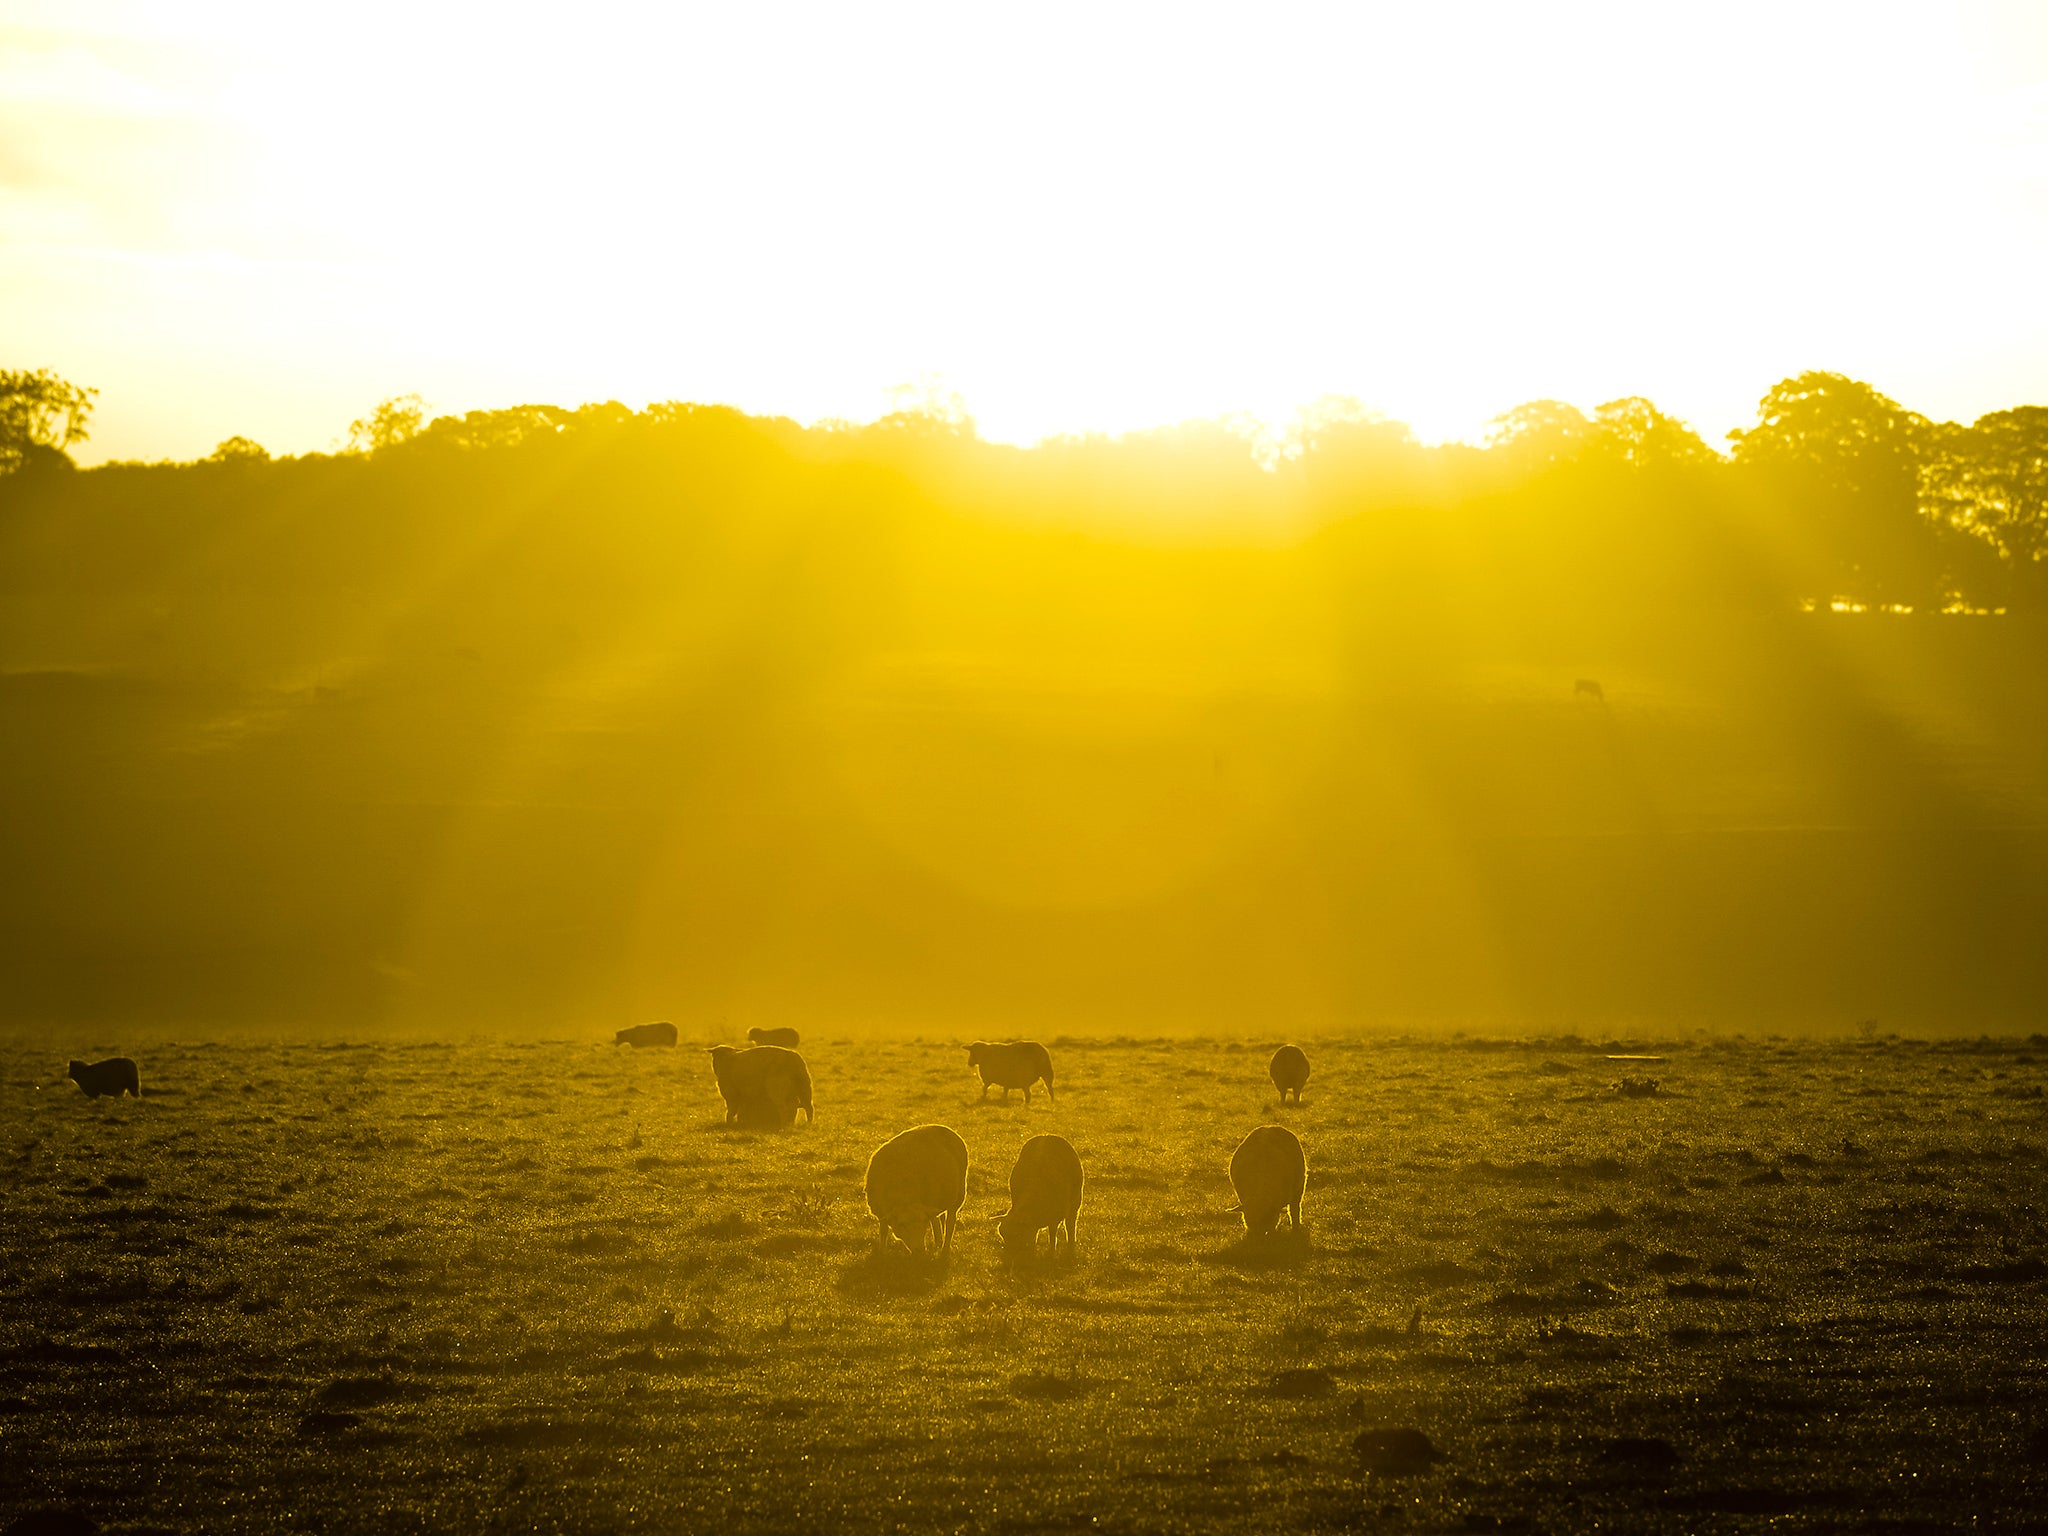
xmin=614 ymin=1021 xmax=678 ymax=1048
xmin=997 ymin=1133 xmax=1085 ymax=1263
xmin=1574 ymin=678 xmax=1605 ymax=701
xmin=968 ymin=1041 xmax=1055 ymax=1105
xmin=747 ymin=1027 xmax=801 ymax=1048
xmin=68 ymin=1058 xmax=140 ymax=1099
xmin=865 ymin=1124 xmax=969 ymax=1255
xmin=1269 ymin=1045 xmax=1310 ymax=1105
xmin=1229 ymin=1125 xmax=1306 ymax=1236
xmin=706 ymin=1045 xmax=813 ymax=1128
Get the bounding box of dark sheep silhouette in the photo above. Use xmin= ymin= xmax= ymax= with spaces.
xmin=1269 ymin=1044 xmax=1310 ymax=1104
xmin=68 ymin=1058 xmax=140 ymax=1099
xmin=614 ymin=1022 xmax=678 ymax=1048
xmin=969 ymin=1041 xmax=1055 ymax=1104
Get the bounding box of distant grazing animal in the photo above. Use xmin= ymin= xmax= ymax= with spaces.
xmin=997 ymin=1133 xmax=1085 ymax=1263
xmin=1574 ymin=678 xmax=1605 ymax=701
xmin=706 ymin=1045 xmax=813 ymax=1127
xmin=865 ymin=1124 xmax=969 ymax=1255
xmin=747 ymin=1027 xmax=800 ymax=1049
xmin=614 ymin=1021 xmax=678 ymax=1048
xmin=1229 ymin=1125 xmax=1306 ymax=1236
xmin=68 ymin=1058 xmax=140 ymax=1099
xmin=969 ymin=1041 xmax=1055 ymax=1105
xmin=1269 ymin=1045 xmax=1310 ymax=1105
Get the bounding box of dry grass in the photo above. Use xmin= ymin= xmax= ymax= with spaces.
xmin=2 ymin=1032 xmax=2046 ymax=1533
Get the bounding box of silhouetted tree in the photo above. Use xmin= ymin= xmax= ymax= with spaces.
xmin=1487 ymin=400 xmax=1591 ymax=473
xmin=1291 ymin=398 xmax=1430 ymax=507
xmin=878 ymin=376 xmax=976 ymax=438
xmin=0 ymin=367 xmax=97 ymax=473
xmin=1728 ymin=372 xmax=1944 ymax=606
xmin=347 ymin=394 xmax=426 ymax=453
xmin=1924 ymin=406 xmax=2048 ymax=608
xmin=209 ymin=436 xmax=271 ymax=462
xmin=415 ymin=404 xmax=580 ymax=451
xmin=1588 ymin=397 xmax=1717 ymax=468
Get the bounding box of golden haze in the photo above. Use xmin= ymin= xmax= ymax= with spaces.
xmin=2 ymin=381 xmax=2044 ymax=1035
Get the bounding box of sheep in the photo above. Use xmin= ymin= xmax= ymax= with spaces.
xmin=1269 ymin=1044 xmax=1310 ymax=1105
xmin=614 ymin=1022 xmax=678 ymax=1048
xmin=747 ymin=1027 xmax=801 ymax=1048
xmin=865 ymin=1124 xmax=969 ymax=1255
xmin=68 ymin=1058 xmax=140 ymax=1099
xmin=968 ymin=1041 xmax=1055 ymax=1105
xmin=706 ymin=1045 xmax=813 ymax=1128
xmin=1574 ymin=678 xmax=1605 ymax=701
xmin=1228 ymin=1125 xmax=1306 ymax=1236
xmin=997 ymin=1133 xmax=1084 ymax=1263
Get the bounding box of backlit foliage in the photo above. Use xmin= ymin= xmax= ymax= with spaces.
xmin=1 ymin=375 xmax=2044 ymax=1033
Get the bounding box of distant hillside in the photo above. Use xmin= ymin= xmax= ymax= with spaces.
xmin=3 ymin=394 xmax=2044 ymax=1033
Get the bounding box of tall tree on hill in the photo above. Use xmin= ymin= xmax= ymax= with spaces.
xmin=346 ymin=394 xmax=426 ymax=453
xmin=1588 ymin=397 xmax=1718 ymax=469
xmin=1923 ymin=406 xmax=2048 ymax=609
xmin=0 ymin=367 xmax=97 ymax=474
xmin=1486 ymin=399 xmax=1591 ymax=474
xmin=1727 ymin=371 xmax=1946 ymax=608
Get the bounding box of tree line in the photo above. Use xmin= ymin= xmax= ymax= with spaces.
xmin=3 ymin=366 xmax=2044 ymax=615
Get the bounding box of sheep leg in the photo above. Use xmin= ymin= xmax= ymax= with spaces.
xmin=1044 ymin=1079 xmax=1055 ymax=1105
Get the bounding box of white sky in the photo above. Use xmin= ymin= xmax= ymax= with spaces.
xmin=3 ymin=1 xmax=2046 ymax=463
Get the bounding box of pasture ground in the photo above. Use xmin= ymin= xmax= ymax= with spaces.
xmin=3 ymin=1033 xmax=2046 ymax=1534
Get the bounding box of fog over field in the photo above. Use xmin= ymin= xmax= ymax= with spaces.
xmin=4 ymin=389 xmax=2046 ymax=1038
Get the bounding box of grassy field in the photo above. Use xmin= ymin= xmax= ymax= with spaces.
xmin=3 ymin=1032 xmax=2046 ymax=1534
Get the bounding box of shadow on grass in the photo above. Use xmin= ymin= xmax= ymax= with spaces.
xmin=836 ymin=1246 xmax=950 ymax=1298
xmin=1202 ymin=1227 xmax=1312 ymax=1272
xmin=692 ymin=1118 xmax=805 ymax=1136
xmin=1012 ymin=1368 xmax=1093 ymax=1401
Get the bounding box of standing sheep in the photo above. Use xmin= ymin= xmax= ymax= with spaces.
xmin=865 ymin=1124 xmax=969 ymax=1256
xmin=968 ymin=1041 xmax=1056 ymax=1105
xmin=706 ymin=1045 xmax=813 ymax=1128
xmin=747 ymin=1026 xmax=801 ymax=1048
xmin=1269 ymin=1044 xmax=1310 ymax=1105
xmin=997 ymin=1133 xmax=1084 ymax=1263
xmin=1228 ymin=1125 xmax=1306 ymax=1236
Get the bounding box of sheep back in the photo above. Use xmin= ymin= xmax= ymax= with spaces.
xmin=68 ymin=1057 xmax=141 ymax=1099
xmin=968 ymin=1040 xmax=1055 ymax=1097
xmin=1269 ymin=1044 xmax=1310 ymax=1099
xmin=707 ymin=1045 xmax=813 ymax=1127
xmin=1229 ymin=1125 xmax=1307 ymax=1235
xmin=615 ymin=1021 xmax=679 ymax=1048
xmin=998 ymin=1133 xmax=1084 ymax=1257
xmin=865 ymin=1124 xmax=969 ymax=1246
